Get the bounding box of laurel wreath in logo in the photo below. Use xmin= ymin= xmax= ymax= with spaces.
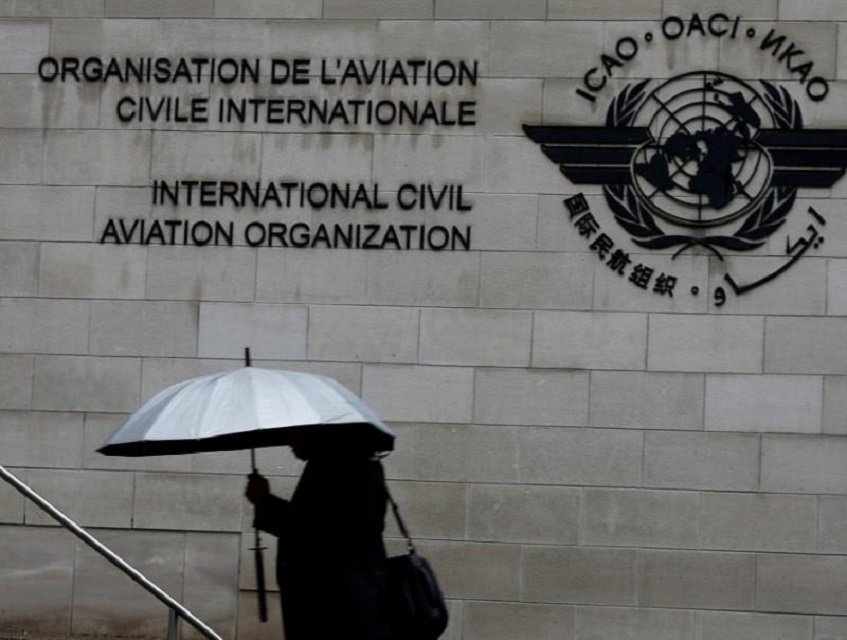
xmin=603 ymin=79 xmax=800 ymax=257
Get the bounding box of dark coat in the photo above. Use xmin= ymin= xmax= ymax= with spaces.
xmin=253 ymin=455 xmax=393 ymax=640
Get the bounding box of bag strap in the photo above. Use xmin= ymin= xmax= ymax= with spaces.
xmin=384 ymin=482 xmax=416 ymax=553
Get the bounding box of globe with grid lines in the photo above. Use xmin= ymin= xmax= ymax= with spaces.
xmin=631 ymin=72 xmax=774 ymax=228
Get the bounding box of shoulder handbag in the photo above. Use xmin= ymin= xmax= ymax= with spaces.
xmin=384 ymin=485 xmax=449 ymax=640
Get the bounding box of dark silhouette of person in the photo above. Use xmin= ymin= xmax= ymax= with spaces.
xmin=245 ymin=433 xmax=393 ymax=640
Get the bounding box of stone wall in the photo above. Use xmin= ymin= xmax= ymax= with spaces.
xmin=2 ymin=0 xmax=847 ymax=639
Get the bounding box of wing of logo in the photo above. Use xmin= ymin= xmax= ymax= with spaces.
xmin=525 ymin=73 xmax=847 ymax=257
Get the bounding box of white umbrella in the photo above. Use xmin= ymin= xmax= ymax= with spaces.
xmin=98 ymin=356 xmax=395 ymax=624
xmin=98 ymin=366 xmax=395 ymax=456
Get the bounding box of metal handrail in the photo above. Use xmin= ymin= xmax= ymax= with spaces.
xmin=0 ymin=465 xmax=223 ymax=640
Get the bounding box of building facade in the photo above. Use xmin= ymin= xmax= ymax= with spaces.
xmin=2 ymin=0 xmax=847 ymax=638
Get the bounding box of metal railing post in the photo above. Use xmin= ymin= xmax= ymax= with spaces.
xmin=167 ymin=609 xmax=181 ymax=640
xmin=0 ymin=465 xmax=223 ymax=640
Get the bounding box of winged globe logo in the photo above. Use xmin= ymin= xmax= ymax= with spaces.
xmin=525 ymin=71 xmax=847 ymax=260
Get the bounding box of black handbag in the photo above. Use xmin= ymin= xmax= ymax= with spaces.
xmin=385 ymin=486 xmax=449 ymax=640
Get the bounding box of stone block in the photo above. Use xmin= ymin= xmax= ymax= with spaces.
xmin=696 ymin=611 xmax=813 ymax=640
xmin=105 ymin=0 xmax=213 ymax=16
xmin=0 ymin=75 xmax=96 ymax=129
xmin=644 ymin=431 xmax=760 ymax=491
xmin=0 ymin=355 xmax=32 ymax=410
xmin=39 ymin=243 xmax=147 ymax=299
xmin=32 ymin=355 xmax=141 ymax=412
xmin=590 ymin=371 xmax=704 ymax=429
xmin=817 ymin=616 xmax=847 ymax=640
xmin=256 ymin=249 xmax=368 ymax=304
xmin=420 ymin=308 xmax=531 ymax=367
xmin=0 ymin=243 xmax=37 ymax=296
xmin=0 ymin=468 xmax=24 ymax=523
xmin=421 ymin=540 xmax=521 ymax=600
xmin=542 ymin=78 xmax=628 ymax=128
xmin=549 ymin=0 xmax=661 ymax=19
xmin=715 ymin=256 xmax=827 ymax=316
xmin=157 ymin=19 xmax=271 ymax=58
xmin=0 ymin=411 xmax=84 ymax=468
xmin=373 ymin=134 xmax=485 ymax=192
xmin=375 ymin=20 xmax=488 ymax=68
xmin=402 ymin=424 xmax=520 ymax=484
xmin=365 ymin=252 xmax=480 ymax=307
xmin=467 ymin=193 xmax=538 ymax=251
xmin=603 ymin=21 xmax=719 ymax=81
xmin=0 ymin=20 xmax=48 ymax=72
xmin=761 ymin=435 xmax=847 ymax=494
xmin=0 ymin=129 xmax=42 ymax=184
xmin=485 ymin=136 xmax=574 ymax=195
xmin=705 ymin=374 xmax=823 ymax=433
xmin=490 ymin=21 xmax=604 ymax=77
xmin=593 ymin=251 xmax=710 ymax=314
xmin=262 ymin=133 xmax=373 ymax=183
xmin=438 ymin=78 xmax=544 ymax=137
xmin=183 ymin=532 xmax=240 ymax=640
xmin=463 ymin=602 xmax=575 ymax=640
xmin=723 ymin=22 xmax=836 ymax=81
xmin=71 ymin=529 xmax=184 ymax=638
xmin=12 ymin=0 xmax=103 ymax=16
xmin=522 ymin=546 xmax=637 ymax=605
xmin=757 ymin=554 xmax=847 ymax=615
xmin=766 ymin=318 xmax=847 ymax=374
xmin=0 ymin=298 xmax=89 ymax=354
xmin=638 ymin=549 xmax=756 ymax=609
xmin=133 ymin=472 xmax=243 ymax=531
xmin=518 ymin=427 xmax=642 ymax=486
xmin=0 ymin=526 xmax=74 ymax=638
xmin=44 ymin=130 xmax=151 ymax=185
xmin=153 ymin=131 xmax=261 ymax=181
xmin=384 ymin=481 xmax=466 ymax=540
xmin=582 ymin=488 xmax=699 ymax=549
xmin=474 ymin=369 xmax=589 ymax=427
xmin=663 ymin=0 xmax=777 ymax=18
xmin=700 ymin=493 xmax=817 ymax=552
xmin=648 ymin=314 xmax=764 ymax=373
xmin=532 ymin=311 xmax=647 ymax=370
xmin=197 ymin=302 xmax=307 ymax=360
xmin=436 ymin=0 xmax=545 ymax=19
xmin=828 ymin=260 xmax=847 ymax=315
xmin=467 ymin=484 xmax=578 ymax=545
xmin=480 ymin=252 xmax=594 ymax=310
xmin=139 ymin=356 xmax=362 ymax=404
xmin=146 ymin=246 xmax=256 ymax=302
xmin=362 ymin=365 xmax=473 ymax=423
xmin=90 ymin=300 xmax=198 ymax=357
xmin=0 ymin=185 xmax=95 ymax=241
xmin=264 ymin=20 xmax=376 ymax=61
xmin=324 ymin=0 xmax=432 ymax=18
xmin=824 ymin=376 xmax=847 ymax=434
xmin=576 ymin=606 xmax=695 ymax=640
xmin=24 ymin=469 xmax=133 ymax=528
xmin=308 ymin=304 xmax=419 ymax=364
xmin=96 ymin=73 xmax=211 ymax=131
xmin=49 ymin=17 xmax=163 ymax=56
xmin=820 ymin=497 xmax=847 ymax=554
xmin=215 ymin=0 xmax=319 ymax=16
xmin=535 ymin=193 xmax=607 ymax=252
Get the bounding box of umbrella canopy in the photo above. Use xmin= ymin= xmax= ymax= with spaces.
xmin=98 ymin=367 xmax=394 ymax=456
